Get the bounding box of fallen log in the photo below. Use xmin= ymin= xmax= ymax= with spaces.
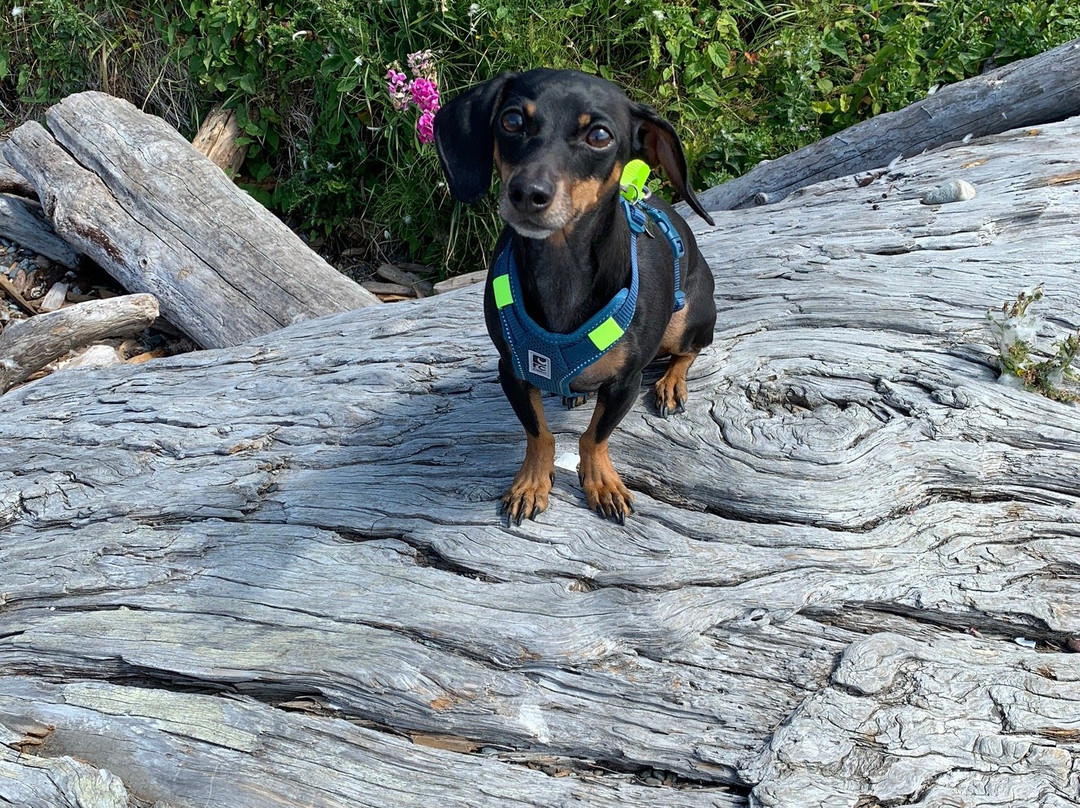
xmin=2 ymin=92 xmax=378 ymax=349
xmin=0 ymin=151 xmax=36 ymax=197
xmin=2 ymin=116 xmax=1080 ymax=807
xmin=0 ymin=293 xmax=159 ymax=392
xmin=0 ymin=194 xmax=79 ymax=267
xmin=697 ymin=36 xmax=1080 ymax=211
xmin=191 ymin=105 xmax=248 ymax=176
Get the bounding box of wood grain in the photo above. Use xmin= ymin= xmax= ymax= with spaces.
xmin=0 ymin=194 xmax=79 ymax=267
xmin=2 ymin=114 xmax=1080 ymax=807
xmin=0 ymin=293 xmax=159 ymax=391
xmin=696 ymin=37 xmax=1080 ymax=212
xmin=2 ymin=92 xmax=378 ymax=349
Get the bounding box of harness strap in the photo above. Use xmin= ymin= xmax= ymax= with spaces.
xmin=633 ymin=200 xmax=686 ymax=311
xmin=492 ymin=197 xmax=682 ymax=397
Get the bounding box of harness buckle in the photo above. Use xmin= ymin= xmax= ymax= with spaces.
xmin=623 ymin=199 xmax=649 ymax=235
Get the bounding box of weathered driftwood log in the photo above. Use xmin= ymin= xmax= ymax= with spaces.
xmin=191 ymin=105 xmax=248 ymax=176
xmin=697 ymin=36 xmax=1080 ymax=212
xmin=0 ymin=293 xmax=159 ymax=392
xmin=0 ymin=194 xmax=79 ymax=267
xmin=2 ymin=92 xmax=378 ymax=349
xmin=0 ymin=151 xmax=36 ymax=197
xmin=3 ymin=115 xmax=1080 ymax=807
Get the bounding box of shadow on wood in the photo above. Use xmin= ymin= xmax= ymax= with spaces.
xmin=2 ymin=116 xmax=1080 ymax=808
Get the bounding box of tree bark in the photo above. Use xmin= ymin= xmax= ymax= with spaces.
xmin=2 ymin=112 xmax=1080 ymax=808
xmin=2 ymin=92 xmax=378 ymax=349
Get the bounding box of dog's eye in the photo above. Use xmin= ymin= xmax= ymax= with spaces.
xmin=501 ymin=110 xmax=525 ymax=134
xmin=585 ymin=126 xmax=613 ymax=149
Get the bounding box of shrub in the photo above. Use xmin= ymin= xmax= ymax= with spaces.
xmin=2 ymin=1 xmax=1079 ymax=277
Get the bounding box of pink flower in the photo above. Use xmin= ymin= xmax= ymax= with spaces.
xmin=386 ymin=67 xmax=410 ymax=110
xmin=409 ymin=77 xmax=440 ymax=114
xmin=417 ymin=109 xmax=435 ymax=144
xmin=407 ymin=49 xmax=436 ymax=81
xmin=387 ymin=52 xmax=440 ymax=145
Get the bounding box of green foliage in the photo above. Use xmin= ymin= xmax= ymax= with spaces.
xmin=3 ymin=1 xmax=1080 ymax=276
xmin=987 ymin=286 xmax=1080 ymax=403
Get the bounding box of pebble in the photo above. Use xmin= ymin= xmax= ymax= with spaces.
xmin=921 ymin=179 xmax=976 ymax=205
xmin=2 ymin=237 xmax=38 ymax=280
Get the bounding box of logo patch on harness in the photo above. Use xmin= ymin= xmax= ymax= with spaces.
xmin=528 ymin=350 xmax=552 ymax=379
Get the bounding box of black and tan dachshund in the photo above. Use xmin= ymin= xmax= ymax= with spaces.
xmin=434 ymin=68 xmax=715 ymax=524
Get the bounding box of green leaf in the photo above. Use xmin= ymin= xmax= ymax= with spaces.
xmin=821 ymin=27 xmax=849 ymax=62
xmin=706 ymin=42 xmax=729 ymax=69
xmin=336 ymin=75 xmax=360 ymax=93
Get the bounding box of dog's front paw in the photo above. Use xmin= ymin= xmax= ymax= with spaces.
xmin=654 ymin=353 xmax=696 ymax=418
xmin=654 ymin=376 xmax=687 ymax=418
xmin=578 ymin=453 xmax=634 ymax=524
xmin=501 ymin=470 xmax=554 ymax=526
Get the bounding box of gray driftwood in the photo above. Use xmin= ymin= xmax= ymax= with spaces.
xmin=0 ymin=194 xmax=79 ymax=267
xmin=0 ymin=153 xmax=34 ymax=199
xmin=697 ymin=36 xmax=1080 ymax=212
xmin=0 ymin=293 xmax=159 ymax=392
xmin=2 ymin=92 xmax=378 ymax=349
xmin=0 ymin=151 xmax=36 ymax=197
xmin=3 ymin=118 xmax=1080 ymax=807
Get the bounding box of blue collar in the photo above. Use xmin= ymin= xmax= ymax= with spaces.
xmin=491 ymin=198 xmax=684 ymax=398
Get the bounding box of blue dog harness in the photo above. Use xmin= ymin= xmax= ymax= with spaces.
xmin=492 ymin=194 xmax=687 ymax=398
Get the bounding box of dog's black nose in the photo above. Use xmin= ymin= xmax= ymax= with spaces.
xmin=507 ymin=175 xmax=554 ymax=214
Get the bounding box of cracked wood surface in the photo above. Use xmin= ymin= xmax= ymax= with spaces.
xmin=696 ymin=37 xmax=1080 ymax=212
xmin=0 ymin=293 xmax=159 ymax=393
xmin=3 ymin=116 xmax=1080 ymax=807
xmin=2 ymin=92 xmax=379 ymax=350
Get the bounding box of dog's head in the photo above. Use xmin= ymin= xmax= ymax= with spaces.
xmin=433 ymin=68 xmax=714 ymax=239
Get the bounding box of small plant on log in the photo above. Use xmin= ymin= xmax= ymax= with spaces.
xmin=987 ymin=285 xmax=1080 ymax=402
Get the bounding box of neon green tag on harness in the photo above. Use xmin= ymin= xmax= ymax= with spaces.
xmin=492 ymin=274 xmax=513 ymax=309
xmin=619 ymin=159 xmax=651 ymax=204
xmin=588 ymin=316 xmax=625 ymax=351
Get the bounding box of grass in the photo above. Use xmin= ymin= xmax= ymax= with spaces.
xmin=3 ymin=1 xmax=1080 ymax=277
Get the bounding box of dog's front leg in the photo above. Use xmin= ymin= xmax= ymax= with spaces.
xmin=498 ymin=359 xmax=555 ymax=525
xmin=578 ymin=372 xmax=639 ymax=522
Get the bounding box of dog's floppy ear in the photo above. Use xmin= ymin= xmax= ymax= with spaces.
xmin=434 ymin=73 xmax=515 ymax=204
xmin=631 ymin=103 xmax=715 ymax=226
